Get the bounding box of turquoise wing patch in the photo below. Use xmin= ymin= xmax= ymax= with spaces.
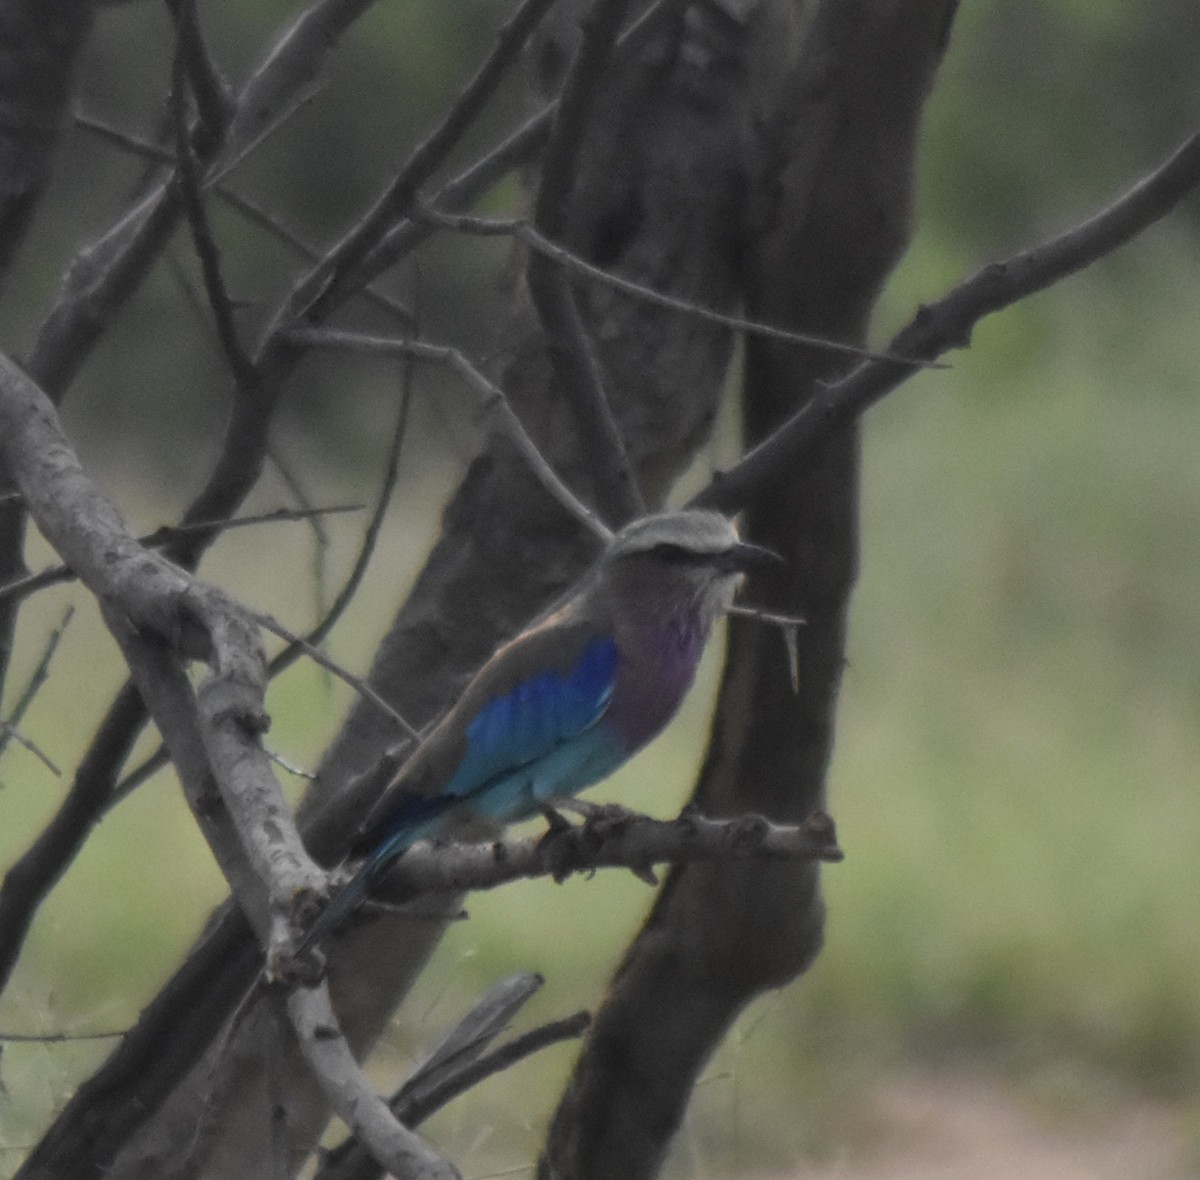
xmin=446 ymin=635 xmax=619 ymax=798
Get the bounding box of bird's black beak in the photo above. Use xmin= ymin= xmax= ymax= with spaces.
xmin=723 ymin=540 xmax=785 ymax=572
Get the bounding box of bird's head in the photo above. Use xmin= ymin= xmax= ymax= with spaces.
xmin=600 ymin=510 xmax=782 ymax=621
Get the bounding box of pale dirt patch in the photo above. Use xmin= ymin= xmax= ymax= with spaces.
xmin=756 ymin=1071 xmax=1191 ymax=1180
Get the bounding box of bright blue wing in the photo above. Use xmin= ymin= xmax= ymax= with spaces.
xmin=299 ymin=635 xmax=622 ymax=953
xmin=445 ymin=635 xmax=619 ymax=799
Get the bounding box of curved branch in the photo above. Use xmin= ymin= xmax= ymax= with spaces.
xmin=286 ymin=983 xmax=461 ymax=1180
xmin=0 ymin=354 xmax=323 ymax=950
xmin=695 ymin=127 xmax=1200 ymax=514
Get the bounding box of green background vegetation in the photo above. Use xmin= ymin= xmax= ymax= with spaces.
xmin=2 ymin=1 xmax=1199 ymax=1174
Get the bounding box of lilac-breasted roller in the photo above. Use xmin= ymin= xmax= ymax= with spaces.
xmin=298 ymin=510 xmax=779 ymax=952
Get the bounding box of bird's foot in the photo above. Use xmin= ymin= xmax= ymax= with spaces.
xmin=554 ymin=798 xmax=636 ymax=826
xmin=537 ymin=801 xmax=575 ymax=835
xmin=534 ymin=803 xmax=582 ymax=882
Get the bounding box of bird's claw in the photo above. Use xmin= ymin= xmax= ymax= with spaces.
xmin=537 ymin=802 xmax=574 ymax=835
xmin=556 ymin=798 xmax=636 ymax=827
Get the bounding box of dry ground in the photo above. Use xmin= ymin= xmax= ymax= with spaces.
xmin=760 ymin=1071 xmax=1193 ymax=1180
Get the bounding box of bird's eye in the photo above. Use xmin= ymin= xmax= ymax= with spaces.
xmin=647 ymin=542 xmax=707 ymax=564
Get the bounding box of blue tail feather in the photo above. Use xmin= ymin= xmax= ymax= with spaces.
xmin=295 ymin=860 xmax=375 ymax=956
xmin=298 ymin=794 xmax=455 ymax=954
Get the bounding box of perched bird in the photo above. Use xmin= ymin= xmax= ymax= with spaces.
xmin=298 ymin=509 xmax=780 ymax=953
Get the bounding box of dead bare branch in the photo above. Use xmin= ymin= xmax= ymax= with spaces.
xmin=73 ymin=110 xmax=416 ymax=328
xmin=285 ymin=982 xmax=461 ymax=1180
xmin=0 ymin=722 xmax=60 ymax=776
xmin=171 ymin=6 xmax=259 ymax=393
xmin=694 ymin=127 xmax=1200 ymax=515
xmin=0 ymin=353 xmax=324 ymax=953
xmin=27 ymin=0 xmax=380 ymax=401
xmin=266 ymin=0 xmax=559 ymax=332
xmin=349 ymin=0 xmax=677 ymax=292
xmin=165 ymin=0 xmax=234 ymax=143
xmin=525 ymin=0 xmax=643 ymax=526
xmin=290 ymin=327 xmax=613 ymax=542
xmin=0 ymin=505 xmax=361 ymax=606
xmin=420 ymin=205 xmax=946 ymax=369
xmin=0 ymin=605 xmax=73 ymax=764
xmin=349 ymin=809 xmax=841 ymax=911
xmin=253 ymin=611 xmax=420 ymax=741
xmin=317 ymin=973 xmax=587 ymax=1180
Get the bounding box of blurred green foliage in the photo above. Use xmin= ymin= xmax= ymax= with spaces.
xmin=2 ymin=0 xmax=1200 ymax=1175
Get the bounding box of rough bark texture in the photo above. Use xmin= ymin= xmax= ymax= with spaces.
xmin=539 ymin=3 xmax=957 ymax=1177
xmin=71 ymin=7 xmax=765 ymax=1178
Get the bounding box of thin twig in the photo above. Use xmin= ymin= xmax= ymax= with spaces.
xmin=266 ymin=747 xmax=317 ymax=780
xmin=165 ymin=0 xmax=235 ymax=144
xmin=399 ymin=1012 xmax=590 ymax=1128
xmin=317 ymin=995 xmax=588 ymax=1180
xmin=0 ymin=506 xmax=362 ymax=606
xmin=726 ymin=604 xmax=806 ymax=629
xmin=73 ymin=111 xmax=415 ymax=328
xmin=525 ymin=0 xmax=644 ymax=526
xmin=352 ymin=2 xmax=677 ymax=291
xmin=422 ymin=205 xmax=946 ymax=369
xmin=0 ymin=1028 xmax=123 ymax=1043
xmin=267 ymin=445 xmax=335 ymax=624
xmin=75 ymin=112 xmax=176 ymax=166
xmin=407 ymin=973 xmax=546 ymax=1086
xmin=728 ymin=604 xmax=803 ymax=693
xmin=0 ymin=605 xmax=73 ymax=760
xmin=214 ymin=0 xmax=377 ymax=172
xmin=145 ymin=503 xmax=363 ymax=547
xmin=692 ymin=127 xmax=1200 ymax=515
xmin=171 ymin=11 xmax=259 ymax=393
xmin=0 ymin=722 xmax=60 ymax=776
xmin=108 ymin=746 xmax=170 ymax=802
xmin=279 ymin=0 xmax=560 ymax=326
xmin=253 ymin=611 xmax=420 ymax=741
xmin=218 ymin=185 xmax=415 ymax=324
xmin=270 ymin=334 xmax=416 ymax=680
xmin=289 ymin=327 xmax=613 ymax=542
